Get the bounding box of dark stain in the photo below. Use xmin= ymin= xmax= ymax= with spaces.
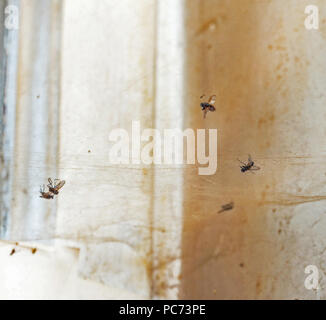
xmin=258 ymin=113 xmax=275 ymax=128
xmin=256 ymin=276 xmax=262 ymax=295
xmin=195 ymin=18 xmax=217 ymax=36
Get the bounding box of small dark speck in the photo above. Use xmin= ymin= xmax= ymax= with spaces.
xmin=239 ymin=263 xmax=244 ymax=268
xmin=36 ymin=95 xmax=40 ymax=99
xmin=88 ymin=150 xmax=91 ymax=153
xmin=31 ymin=248 xmax=37 ymax=254
xmin=10 ymin=248 xmax=15 ymax=256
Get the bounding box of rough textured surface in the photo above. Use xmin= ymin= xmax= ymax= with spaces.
xmin=6 ymin=0 xmax=61 ymax=240
xmin=57 ymin=0 xmax=156 ymax=298
xmin=1 ymin=0 xmax=326 ymax=300
xmin=0 ymin=241 xmax=141 ymax=299
xmin=180 ymin=0 xmax=326 ymax=299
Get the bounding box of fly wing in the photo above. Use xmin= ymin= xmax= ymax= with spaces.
xmin=48 ymin=178 xmax=53 ymax=187
xmin=55 ymin=180 xmax=66 ymax=190
xmin=238 ymin=158 xmax=247 ymax=166
xmin=208 ymin=95 xmax=216 ymax=105
xmin=250 ymin=165 xmax=260 ymax=171
xmin=225 ymin=203 xmax=234 ymax=210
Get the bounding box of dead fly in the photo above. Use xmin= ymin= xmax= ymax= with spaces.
xmin=238 ymin=154 xmax=260 ymax=173
xmin=39 ymin=185 xmax=54 ymax=199
xmin=31 ymin=248 xmax=37 ymax=254
xmin=47 ymin=178 xmax=65 ymax=195
xmin=218 ymin=201 xmax=234 ymax=213
xmin=200 ymin=94 xmax=216 ymax=118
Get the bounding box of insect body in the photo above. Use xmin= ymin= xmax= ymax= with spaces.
xmin=238 ymin=155 xmax=260 ymax=173
xmin=47 ymin=178 xmax=65 ymax=195
xmin=200 ymin=94 xmax=216 ymax=118
xmin=218 ymin=201 xmax=234 ymax=213
xmin=39 ymin=185 xmax=54 ymax=199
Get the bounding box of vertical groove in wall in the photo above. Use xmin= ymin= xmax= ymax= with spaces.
xmin=0 ymin=0 xmax=20 ymax=239
xmin=152 ymin=0 xmax=185 ymax=299
xmin=8 ymin=0 xmax=62 ymax=240
xmin=58 ymin=0 xmax=156 ymax=298
xmin=55 ymin=0 xmax=63 ymax=190
xmin=180 ymin=0 xmax=276 ymax=299
xmin=0 ymin=0 xmax=7 ymax=236
xmin=46 ymin=0 xmax=62 ymax=241
xmin=149 ymin=0 xmax=158 ymax=300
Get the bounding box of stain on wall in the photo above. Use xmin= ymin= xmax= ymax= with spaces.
xmin=180 ymin=0 xmax=326 ymax=299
